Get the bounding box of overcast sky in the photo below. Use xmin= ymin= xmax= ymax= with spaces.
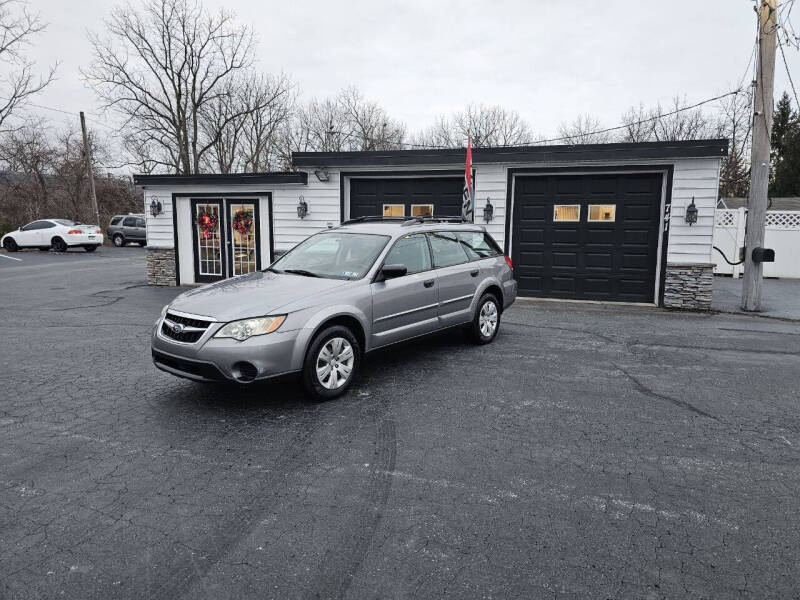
xmin=21 ymin=0 xmax=800 ymax=153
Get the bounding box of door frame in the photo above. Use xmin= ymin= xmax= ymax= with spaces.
xmin=504 ymin=165 xmax=674 ymax=306
xmin=223 ymin=198 xmax=262 ymax=277
xmin=190 ymin=198 xmax=227 ymax=283
xmin=172 ymin=192 xmax=274 ymax=286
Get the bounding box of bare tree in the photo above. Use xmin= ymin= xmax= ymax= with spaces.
xmin=557 ymin=114 xmax=613 ymax=144
xmin=85 ymin=0 xmax=255 ymax=174
xmin=0 ymin=1 xmax=56 ymax=131
xmin=715 ymin=89 xmax=753 ymax=197
xmin=415 ymin=104 xmax=532 ymax=147
xmin=650 ymin=96 xmax=714 ymax=141
xmin=273 ymin=87 xmax=406 ymax=168
xmin=619 ymin=103 xmax=657 ymax=142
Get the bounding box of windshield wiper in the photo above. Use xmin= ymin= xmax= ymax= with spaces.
xmin=283 ymin=268 xmax=320 ymax=278
xmin=264 ymin=266 xmax=283 ymax=273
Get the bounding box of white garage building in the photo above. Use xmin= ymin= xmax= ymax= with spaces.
xmin=134 ymin=138 xmax=728 ymax=309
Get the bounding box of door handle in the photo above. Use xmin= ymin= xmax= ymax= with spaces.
xmin=470 ymin=269 xmax=479 ymax=277
xmin=423 ymin=279 xmax=435 ymax=288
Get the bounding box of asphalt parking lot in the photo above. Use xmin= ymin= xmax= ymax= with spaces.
xmin=2 ymin=248 xmax=800 ymax=599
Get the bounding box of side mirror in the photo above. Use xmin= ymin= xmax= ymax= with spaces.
xmin=378 ymin=264 xmax=407 ymax=281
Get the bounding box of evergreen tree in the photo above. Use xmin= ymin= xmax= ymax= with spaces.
xmin=770 ymin=92 xmax=800 ymax=195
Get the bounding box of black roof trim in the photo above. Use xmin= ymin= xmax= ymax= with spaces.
xmin=133 ymin=171 xmax=307 ymax=186
xmin=292 ymin=139 xmax=729 ymax=167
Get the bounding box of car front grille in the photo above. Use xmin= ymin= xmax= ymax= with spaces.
xmin=152 ymin=350 xmax=225 ymax=381
xmin=161 ymin=311 xmax=213 ymax=343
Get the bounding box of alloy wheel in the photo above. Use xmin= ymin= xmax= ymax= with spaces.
xmin=479 ymin=300 xmax=498 ymax=338
xmin=315 ymin=337 xmax=355 ymax=390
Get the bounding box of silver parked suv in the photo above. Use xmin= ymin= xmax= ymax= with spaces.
xmin=107 ymin=214 xmax=146 ymax=247
xmin=151 ymin=217 xmax=517 ymax=400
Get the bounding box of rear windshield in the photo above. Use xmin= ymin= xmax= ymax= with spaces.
xmin=54 ymin=219 xmax=76 ymax=226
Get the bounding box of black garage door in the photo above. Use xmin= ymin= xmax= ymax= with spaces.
xmin=511 ymin=172 xmax=663 ymax=303
xmin=349 ymin=177 xmax=463 ymax=219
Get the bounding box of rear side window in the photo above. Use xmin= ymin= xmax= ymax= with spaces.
xmin=110 ymin=216 xmax=122 ymax=225
xmin=427 ymin=231 xmax=468 ymax=268
xmin=135 ymin=218 xmax=146 ymax=228
xmin=383 ymin=234 xmax=431 ymax=275
xmin=122 ymin=217 xmax=137 ymax=226
xmin=456 ymin=231 xmax=502 ymax=259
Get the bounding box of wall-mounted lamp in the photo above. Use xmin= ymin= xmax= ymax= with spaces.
xmin=314 ymin=169 xmax=329 ymax=182
xmin=685 ymin=196 xmax=698 ymax=226
xmin=482 ymin=197 xmax=494 ymax=223
xmin=149 ymin=197 xmax=163 ymax=217
xmin=297 ymin=195 xmax=309 ymax=219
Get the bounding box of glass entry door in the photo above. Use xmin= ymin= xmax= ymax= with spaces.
xmin=225 ymin=200 xmax=261 ymax=277
xmin=192 ymin=200 xmax=226 ymax=283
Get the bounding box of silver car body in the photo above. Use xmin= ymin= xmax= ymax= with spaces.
xmin=151 ymin=221 xmax=517 ymax=383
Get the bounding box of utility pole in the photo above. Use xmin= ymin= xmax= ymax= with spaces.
xmin=79 ymin=111 xmax=101 ymax=227
xmin=742 ymin=0 xmax=778 ymax=311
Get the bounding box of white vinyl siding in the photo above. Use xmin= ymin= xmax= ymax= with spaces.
xmin=143 ymin=155 xmax=721 ymax=273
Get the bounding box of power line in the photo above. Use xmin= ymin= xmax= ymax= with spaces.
xmin=778 ymin=39 xmax=800 ymax=108
xmin=23 ymin=102 xmax=117 ymax=130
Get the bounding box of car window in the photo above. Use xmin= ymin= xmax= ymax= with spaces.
xmin=110 ymin=216 xmax=122 ymax=226
xmin=53 ymin=220 xmax=75 ymax=226
xmin=270 ymin=232 xmax=390 ymax=280
xmin=456 ymin=231 xmax=502 ymax=259
xmin=123 ymin=217 xmax=137 ymax=226
xmin=135 ymin=218 xmax=146 ymax=228
xmin=427 ymin=231 xmax=468 ymax=268
xmin=383 ymin=234 xmax=431 ymax=275
xmin=27 ymin=220 xmax=54 ymax=230
xmin=20 ymin=222 xmax=36 ymax=231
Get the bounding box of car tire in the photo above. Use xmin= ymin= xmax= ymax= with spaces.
xmin=51 ymin=237 xmax=67 ymax=253
xmin=113 ymin=234 xmax=125 ymax=247
xmin=302 ymin=325 xmax=361 ymax=401
xmin=84 ymin=245 xmax=97 ymax=252
xmin=468 ymin=292 xmax=501 ymax=345
xmin=3 ymin=237 xmax=18 ymax=252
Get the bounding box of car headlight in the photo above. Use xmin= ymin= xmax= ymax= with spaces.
xmin=161 ymin=304 xmax=169 ymax=318
xmin=213 ymin=315 xmax=286 ymax=341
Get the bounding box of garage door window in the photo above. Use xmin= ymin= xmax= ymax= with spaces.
xmin=411 ymin=204 xmax=433 ymax=217
xmin=383 ymin=204 xmax=405 ymax=217
xmin=554 ymin=205 xmax=580 ymax=222
xmin=588 ymin=204 xmax=616 ymax=222
xmin=428 ymin=231 xmax=469 ymax=267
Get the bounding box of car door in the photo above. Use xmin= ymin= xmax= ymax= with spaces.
xmin=427 ymin=231 xmax=480 ymax=328
xmin=15 ymin=222 xmax=38 ymax=246
xmin=134 ymin=217 xmax=146 ymax=240
xmin=122 ymin=216 xmax=138 ymax=240
xmin=370 ymin=233 xmax=439 ymax=348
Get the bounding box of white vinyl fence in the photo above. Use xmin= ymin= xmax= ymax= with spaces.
xmin=713 ymin=208 xmax=800 ymax=278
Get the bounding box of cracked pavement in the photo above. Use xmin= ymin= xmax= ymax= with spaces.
xmin=1 ymin=248 xmax=800 ymax=599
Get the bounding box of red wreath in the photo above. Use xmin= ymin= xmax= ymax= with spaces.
xmin=232 ymin=209 xmax=253 ymax=235
xmin=196 ymin=209 xmax=218 ymax=239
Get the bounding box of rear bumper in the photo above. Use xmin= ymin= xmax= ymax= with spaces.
xmin=151 ymin=318 xmax=301 ymax=383
xmin=66 ymin=233 xmax=104 ymax=246
xmin=503 ymin=278 xmax=518 ymax=309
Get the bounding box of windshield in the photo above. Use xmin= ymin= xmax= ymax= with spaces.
xmin=269 ymin=232 xmax=390 ymax=280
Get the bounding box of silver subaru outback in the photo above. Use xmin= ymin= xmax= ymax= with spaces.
xmin=152 ymin=217 xmax=517 ymax=400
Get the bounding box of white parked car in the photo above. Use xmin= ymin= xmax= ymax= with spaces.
xmin=1 ymin=219 xmax=104 ymax=253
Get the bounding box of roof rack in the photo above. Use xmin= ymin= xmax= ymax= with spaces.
xmin=400 ymin=216 xmax=470 ymax=226
xmin=339 ymin=216 xmax=408 ymax=225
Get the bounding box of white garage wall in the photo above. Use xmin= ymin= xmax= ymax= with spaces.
xmin=143 ymin=155 xmax=721 ymax=269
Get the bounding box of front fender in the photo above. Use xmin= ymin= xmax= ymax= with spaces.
xmin=289 ymin=304 xmax=372 ymax=370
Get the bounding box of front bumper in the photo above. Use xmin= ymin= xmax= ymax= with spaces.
xmin=151 ymin=317 xmax=301 ymax=383
xmin=67 ymin=233 xmax=104 ymax=246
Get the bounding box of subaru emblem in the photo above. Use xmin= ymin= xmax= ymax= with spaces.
xmin=170 ymin=321 xmax=185 ymax=334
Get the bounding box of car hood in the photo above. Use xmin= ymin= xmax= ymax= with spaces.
xmin=168 ymin=271 xmax=351 ymax=322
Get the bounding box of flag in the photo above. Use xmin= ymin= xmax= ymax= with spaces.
xmin=462 ymin=137 xmax=474 ymax=221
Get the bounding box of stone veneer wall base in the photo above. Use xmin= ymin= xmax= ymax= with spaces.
xmin=663 ymin=263 xmax=713 ymax=310
xmin=146 ymin=247 xmax=177 ymax=286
